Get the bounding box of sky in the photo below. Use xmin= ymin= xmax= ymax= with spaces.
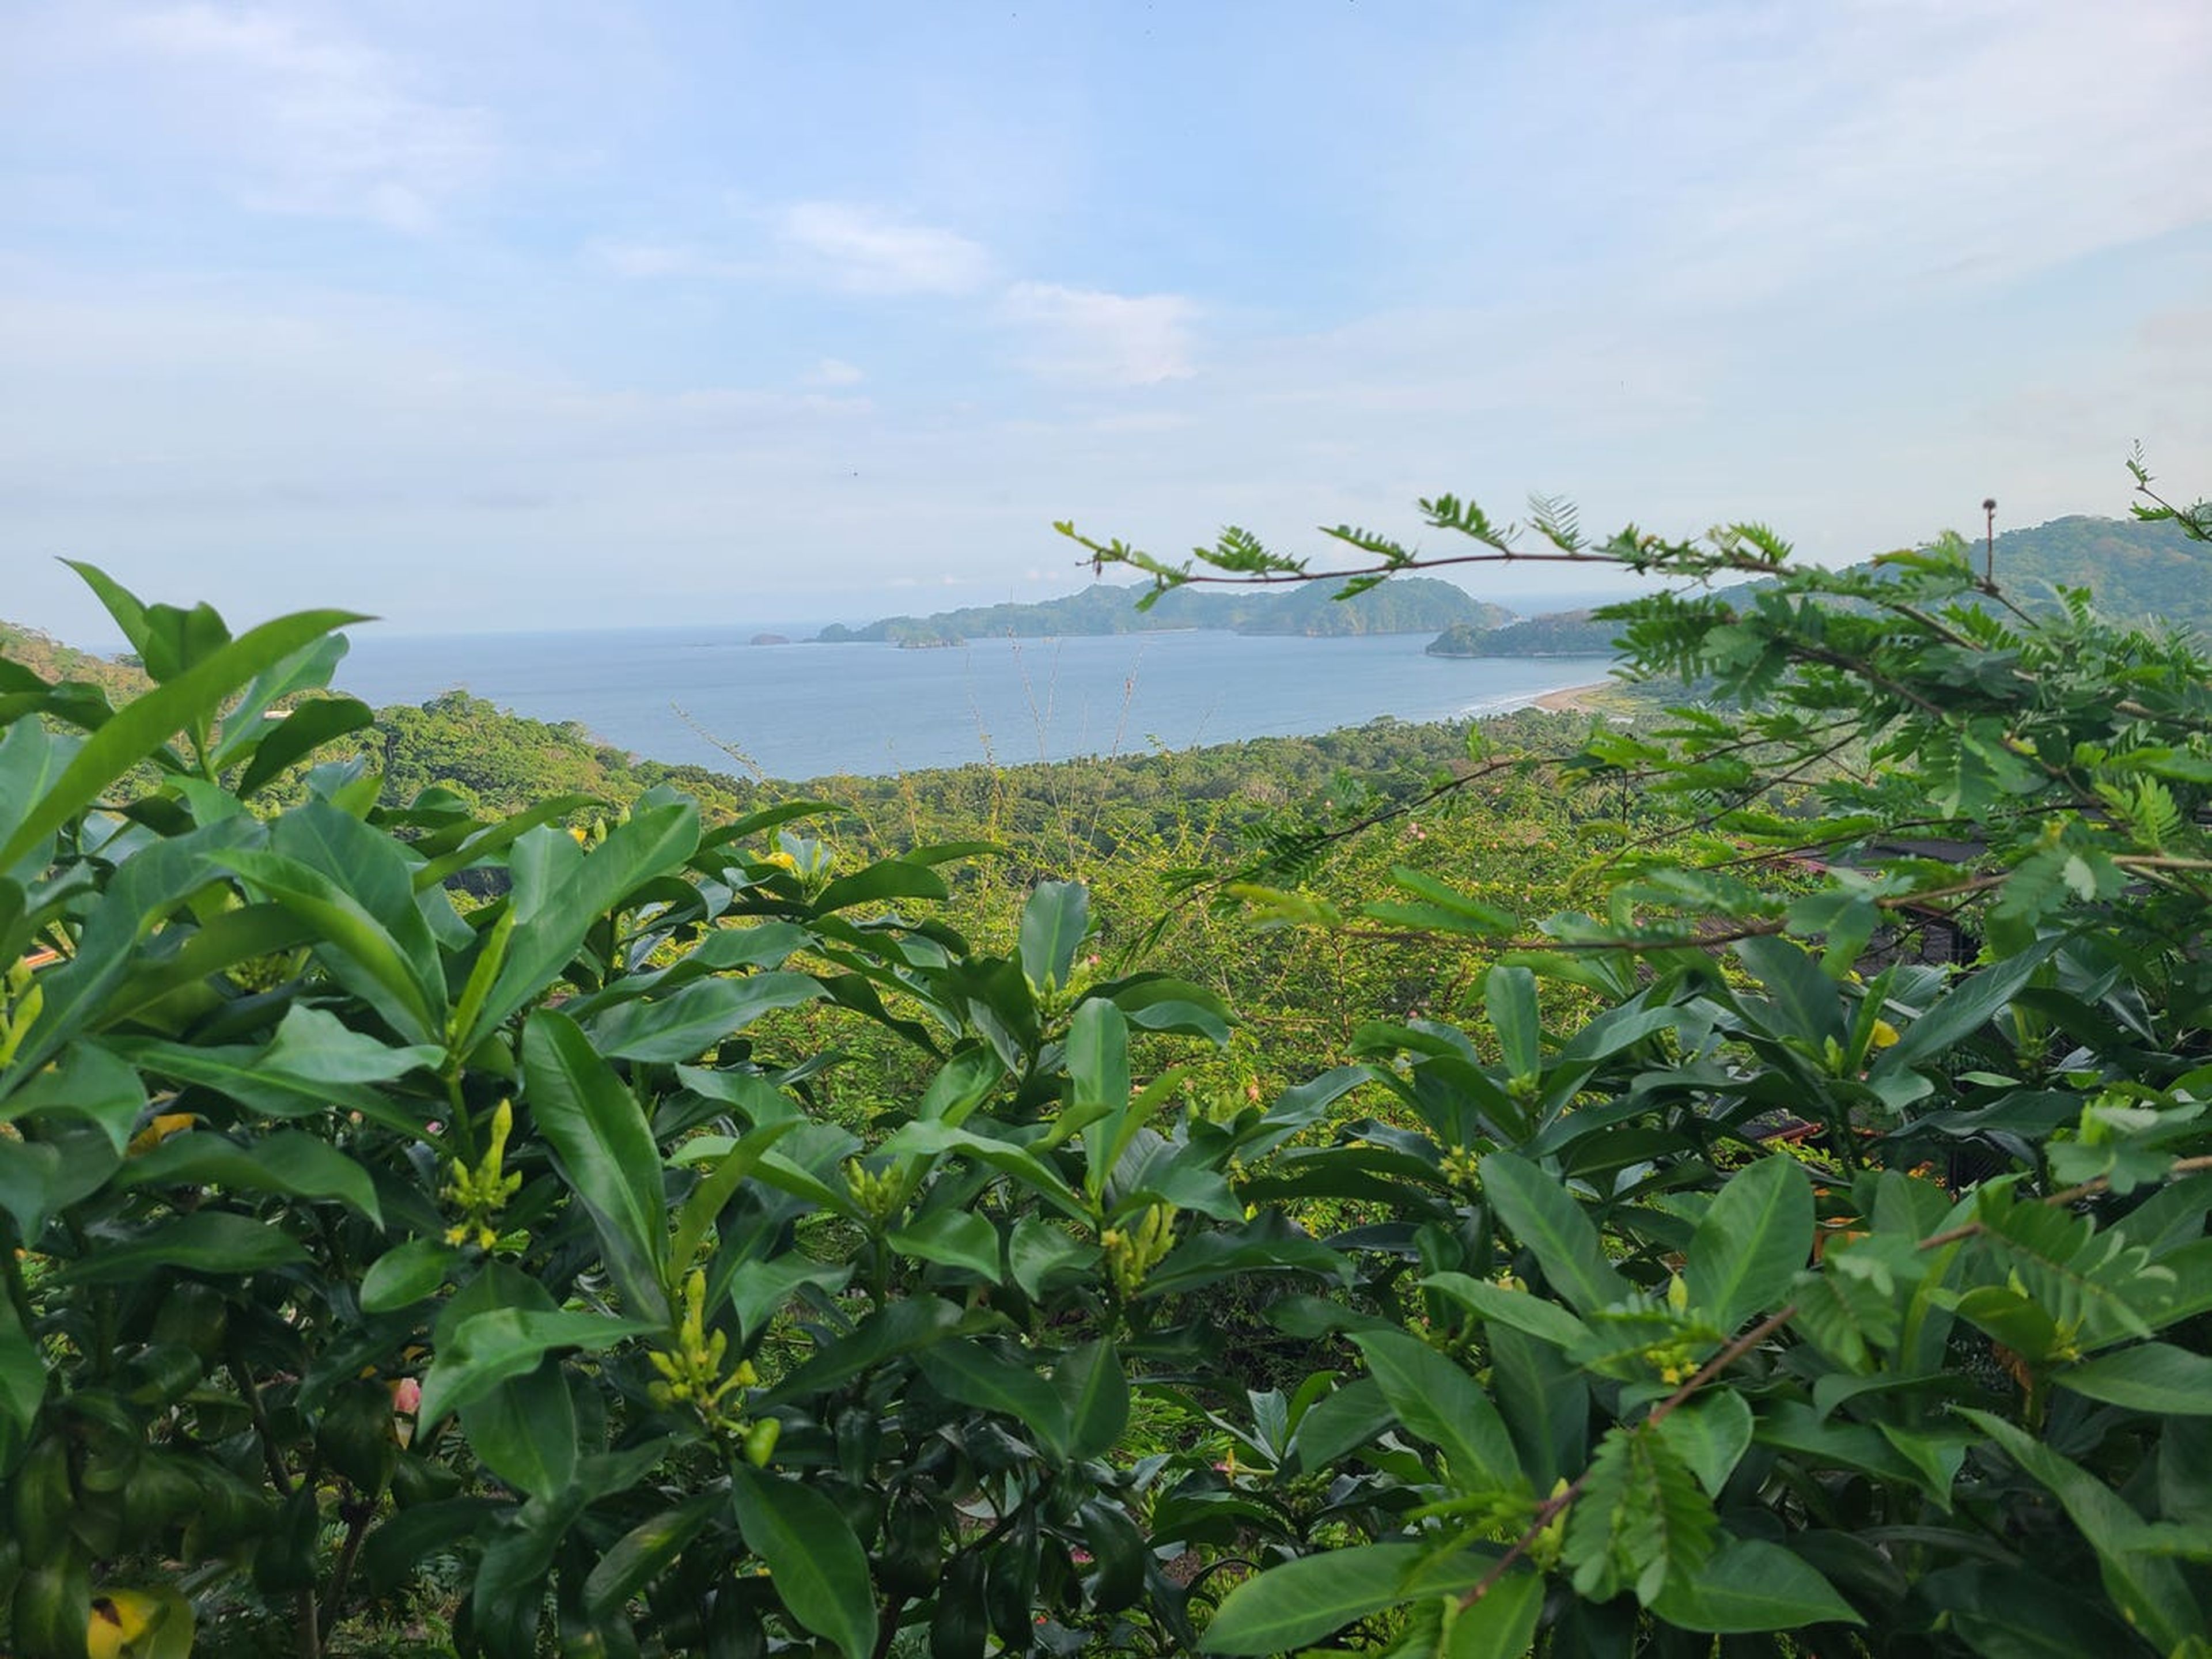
xmin=4 ymin=0 xmax=2210 ymax=643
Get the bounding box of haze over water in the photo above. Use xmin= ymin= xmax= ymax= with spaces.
xmin=334 ymin=628 xmax=1612 ymax=780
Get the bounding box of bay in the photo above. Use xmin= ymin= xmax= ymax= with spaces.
xmin=334 ymin=627 xmax=1612 ymax=781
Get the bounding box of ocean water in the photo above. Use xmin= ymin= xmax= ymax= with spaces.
xmin=332 ymin=627 xmax=1613 ymax=781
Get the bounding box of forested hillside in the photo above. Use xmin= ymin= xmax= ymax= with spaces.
xmin=817 ymin=574 xmax=1511 ymax=644
xmin=1427 ymin=610 xmax=1619 ymax=657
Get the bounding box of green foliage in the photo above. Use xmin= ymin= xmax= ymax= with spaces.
xmin=818 ymin=575 xmax=1509 ymax=645
xmin=10 ymin=468 xmax=2212 ymax=1659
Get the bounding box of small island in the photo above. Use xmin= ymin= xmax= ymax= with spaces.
xmin=1426 ymin=609 xmax=1619 ymax=657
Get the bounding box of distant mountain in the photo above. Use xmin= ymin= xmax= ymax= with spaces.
xmin=815 ymin=577 xmax=1512 ymax=645
xmin=1976 ymin=514 xmax=2212 ymax=627
xmin=1427 ymin=513 xmax=2212 ymax=657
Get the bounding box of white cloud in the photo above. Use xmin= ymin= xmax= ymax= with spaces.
xmin=808 ymin=358 xmax=867 ymax=387
xmin=106 ymin=3 xmax=495 ymax=231
xmin=777 ymin=202 xmax=992 ymax=294
xmin=1002 ymin=283 xmax=1198 ymax=387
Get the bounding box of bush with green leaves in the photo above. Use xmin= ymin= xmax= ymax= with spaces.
xmin=1065 ymin=469 xmax=2212 ymax=1656
xmin=0 ymin=569 xmax=1376 ymax=1658
xmin=9 ymin=454 xmax=2212 ymax=1659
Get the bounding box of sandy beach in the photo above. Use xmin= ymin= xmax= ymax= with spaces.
xmin=1529 ymin=681 xmax=1611 ymax=713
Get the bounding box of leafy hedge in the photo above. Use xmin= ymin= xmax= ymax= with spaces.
xmin=5 ymin=471 xmax=2212 ymax=1659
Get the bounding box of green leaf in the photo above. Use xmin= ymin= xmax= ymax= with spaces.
xmin=1484 ymin=965 xmax=1542 ymax=1081
xmin=1067 ymin=995 xmax=1130 ymax=1114
xmin=1688 ymin=1155 xmax=1812 ymax=1333
xmin=123 ymin=1130 xmax=382 ymax=1224
xmin=1734 ymin=934 xmax=1844 ymax=1046
xmin=0 ymin=604 xmax=366 ymax=873
xmin=361 ymin=1239 xmax=459 ymax=1312
xmin=1421 ymin=1271 xmax=1595 ymax=1350
xmin=888 ymin=1208 xmax=1002 ymax=1280
xmin=728 ymin=1466 xmax=878 ymax=1659
xmin=417 ymin=1309 xmax=656 ymax=1431
xmin=1017 ymin=880 xmax=1089 ymax=993
xmin=460 ymin=1358 xmax=577 ymax=1501
xmin=222 ymin=849 xmax=444 ymax=1044
xmin=810 ymin=856 xmax=949 ymax=914
xmin=1102 ymin=973 xmax=1233 ymax=1043
xmin=588 ymin=972 xmax=824 ymax=1063
xmin=1563 ymin=1425 xmax=1715 ymax=1606
xmin=668 ymin=1119 xmax=800 ymax=1285
xmin=233 ymin=695 xmax=374 ymax=798
xmin=1480 ymin=1152 xmax=1628 ymax=1314
xmin=1444 ymin=1571 xmax=1545 ymax=1659
xmin=0 ymin=1290 xmax=47 ymax=1468
xmin=523 ymin=1010 xmax=669 ymax=1322
xmin=1007 ymin=1216 xmax=1094 ymax=1298
xmin=1 ymin=1040 xmax=145 ymax=1153
xmin=757 ymin=1295 xmax=963 ymax=1406
xmin=1650 ymin=1538 xmax=1861 ymax=1632
xmin=1200 ymin=1541 xmax=1420 ymax=1654
xmin=469 ymin=800 xmax=702 ymax=1048
xmin=582 ymin=1496 xmax=717 ymax=1621
xmin=2055 ymin=1342 xmax=2212 ymax=1415
xmin=58 ymin=1211 xmax=308 ymax=1284
xmin=1870 ymin=942 xmax=2055 ymax=1077
xmin=1654 ymin=1391 xmax=1753 ymax=1497
xmin=915 ymin=1340 xmax=1068 ymax=1460
xmin=1353 ymin=1328 xmax=1521 ymax=1493
xmin=1054 ymin=1339 xmax=1130 ymax=1463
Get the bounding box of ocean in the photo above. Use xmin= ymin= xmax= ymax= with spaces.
xmin=332 ymin=627 xmax=1613 ymax=781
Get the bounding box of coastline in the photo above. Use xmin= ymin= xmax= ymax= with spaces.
xmin=1528 ymin=681 xmax=1611 ymax=714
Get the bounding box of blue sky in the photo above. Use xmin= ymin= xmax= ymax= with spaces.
xmin=5 ymin=1 xmax=2209 ymax=641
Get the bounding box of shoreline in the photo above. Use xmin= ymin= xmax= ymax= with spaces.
xmin=1528 ymin=681 xmax=1611 ymax=713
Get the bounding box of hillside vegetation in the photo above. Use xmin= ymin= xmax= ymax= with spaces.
xmin=6 ymin=480 xmax=2212 ymax=1659
xmin=816 ymin=574 xmax=1510 ymax=645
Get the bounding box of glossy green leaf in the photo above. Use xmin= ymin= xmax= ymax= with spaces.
xmin=1200 ymin=1541 xmax=1419 ymax=1654
xmin=1422 ymin=1270 xmax=1594 ymax=1349
xmin=728 ymin=1467 xmax=878 ymax=1659
xmin=810 ymin=856 xmax=949 ymax=914
xmin=1654 ymin=1390 xmax=1753 ymax=1497
xmin=2056 ymin=1343 xmax=2212 ymax=1414
xmin=583 ymin=1495 xmax=717 ymax=1620
xmin=222 ymin=849 xmax=442 ymax=1044
xmin=1480 ymin=1152 xmax=1628 ymax=1313
xmin=123 ymin=1129 xmax=381 ymax=1223
xmin=588 ymin=972 xmax=823 ymax=1063
xmin=1354 ymin=1328 xmax=1521 ymax=1492
xmin=1484 ymin=964 xmax=1541 ymax=1081
xmin=916 ymin=1340 xmax=1067 ymax=1459
xmin=0 ymin=1040 xmax=144 ymax=1153
xmin=1445 ymin=1571 xmax=1545 ymax=1659
xmin=469 ymin=798 xmax=702 ymax=1047
xmin=1650 ymin=1538 xmax=1861 ymax=1632
xmin=1017 ymin=880 xmax=1089 ymax=993
xmin=523 ymin=1009 xmax=669 ymax=1321
xmin=1054 ymin=1339 xmax=1130 ymax=1462
xmin=1735 ymin=934 xmax=1845 ymax=1046
xmin=888 ymin=1209 xmax=1001 ymax=1279
xmin=57 ymin=1212 xmax=308 ymax=1284
xmin=361 ymin=1238 xmax=460 ymax=1312
xmin=418 ymin=1309 xmax=656 ymax=1431
xmin=1688 ymin=1154 xmax=1812 ymax=1333
xmin=668 ymin=1119 xmax=800 ymax=1285
xmin=233 ymin=695 xmax=374 ymax=798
